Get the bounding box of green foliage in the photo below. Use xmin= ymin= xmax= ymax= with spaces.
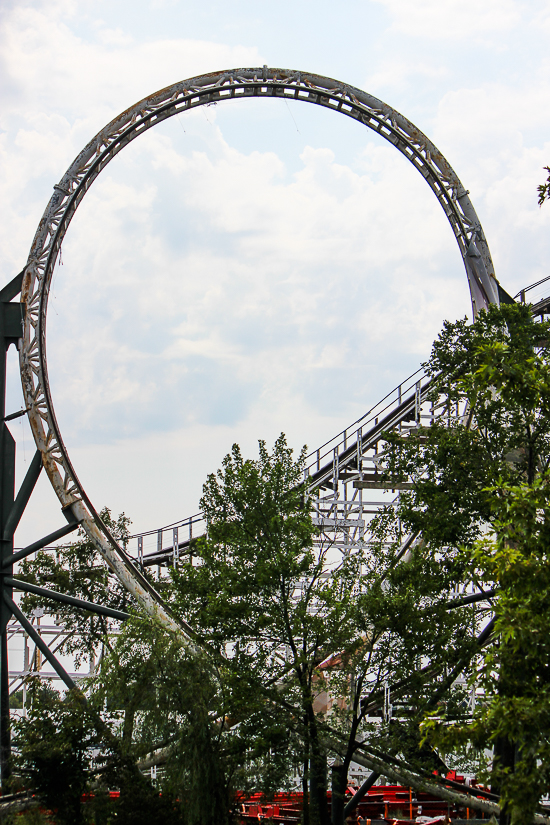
xmin=18 ymin=508 xmax=135 ymax=665
xmin=328 ymin=515 xmax=479 ymax=786
xmin=5 ymin=808 xmax=50 ymax=825
xmin=427 ymin=303 xmax=550 ymax=484
xmin=90 ymin=616 xmax=230 ymax=825
xmin=170 ymin=434 xmax=479 ymax=824
xmin=425 ymin=479 xmax=550 ymax=824
xmin=476 ymin=480 xmax=550 ymax=821
xmin=8 ymin=444 xmax=487 ymax=825
xmin=19 ymin=306 xmax=550 ymax=825
xmin=171 ymin=435 xmax=332 ymax=822
xmin=384 ymin=303 xmax=550 ymax=552
xmin=13 ymin=682 xmax=106 ymax=825
xmin=538 ymin=165 xmax=550 ymax=206
xmin=12 ymin=675 xmax=185 ymax=825
xmin=13 ymin=510 xmax=189 ymax=824
xmin=407 ymin=303 xmax=550 ymax=824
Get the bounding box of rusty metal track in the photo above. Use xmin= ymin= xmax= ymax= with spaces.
xmin=18 ymin=68 xmax=498 ymax=639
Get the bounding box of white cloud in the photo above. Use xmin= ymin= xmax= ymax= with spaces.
xmin=0 ymin=1 xmax=263 ymax=278
xmin=431 ymin=83 xmax=550 ymax=296
xmin=364 ymin=60 xmax=449 ymax=96
xmin=2 ymin=5 xmax=261 ymax=121
xmin=43 ymin=119 xmax=466 ymax=470
xmin=3 ymin=0 xmax=550 ymax=538
xmin=530 ymin=0 xmax=550 ymax=32
xmin=373 ymin=0 xmax=521 ymax=39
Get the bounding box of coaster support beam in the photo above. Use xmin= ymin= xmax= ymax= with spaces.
xmin=0 ymin=293 xmax=23 ymax=787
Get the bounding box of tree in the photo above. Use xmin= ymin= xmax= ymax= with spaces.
xmin=90 ymin=615 xmax=228 ymax=825
xmin=435 ymin=479 xmax=550 ymax=825
xmin=12 ymin=681 xmax=108 ymax=825
xmin=12 ymin=631 xmax=189 ymax=825
xmin=13 ymin=510 xmax=189 ymax=824
xmin=169 ymin=435 xmax=477 ymax=825
xmin=381 ymin=302 xmax=550 ymax=824
xmin=171 ymin=435 xmax=334 ymax=824
xmin=18 ymin=508 xmax=136 ymax=666
xmin=318 ymin=487 xmax=481 ymax=823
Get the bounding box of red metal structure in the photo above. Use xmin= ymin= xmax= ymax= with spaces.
xmin=237 ymin=777 xmax=491 ymax=824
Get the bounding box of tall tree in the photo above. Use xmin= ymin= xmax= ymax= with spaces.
xmin=384 ymin=302 xmax=550 ymax=825
xmin=171 ymin=435 xmax=334 ymax=825
xmin=169 ymin=435 xmax=476 ymax=825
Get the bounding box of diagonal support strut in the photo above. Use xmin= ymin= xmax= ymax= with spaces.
xmin=4 ymin=594 xmax=76 ymax=692
xmin=2 ymin=518 xmax=81 ymax=569
xmin=5 ymin=578 xmax=130 ymax=622
xmin=2 ymin=451 xmax=42 ymax=541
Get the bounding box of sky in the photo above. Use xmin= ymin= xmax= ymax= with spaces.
xmin=2 ymin=0 xmax=550 ymax=549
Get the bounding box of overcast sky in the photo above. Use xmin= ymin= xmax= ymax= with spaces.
xmin=2 ymin=0 xmax=550 ymax=548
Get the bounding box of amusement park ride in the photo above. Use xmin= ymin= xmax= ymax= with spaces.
xmin=0 ymin=67 xmax=530 ymax=801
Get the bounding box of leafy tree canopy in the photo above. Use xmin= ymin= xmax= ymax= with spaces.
xmin=18 ymin=508 xmax=135 ymax=665
xmin=384 ymin=302 xmax=550 ymax=825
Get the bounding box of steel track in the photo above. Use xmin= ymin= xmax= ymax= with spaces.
xmin=18 ymin=67 xmax=498 ymax=638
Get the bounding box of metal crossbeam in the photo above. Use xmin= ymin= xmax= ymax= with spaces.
xmin=2 ymin=518 xmax=80 ymax=568
xmin=5 ymin=578 xmax=129 ymax=622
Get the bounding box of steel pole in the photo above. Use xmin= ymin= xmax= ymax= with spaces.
xmin=0 ymin=312 xmax=16 ymax=789
xmin=0 ymin=282 xmax=24 ymax=790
